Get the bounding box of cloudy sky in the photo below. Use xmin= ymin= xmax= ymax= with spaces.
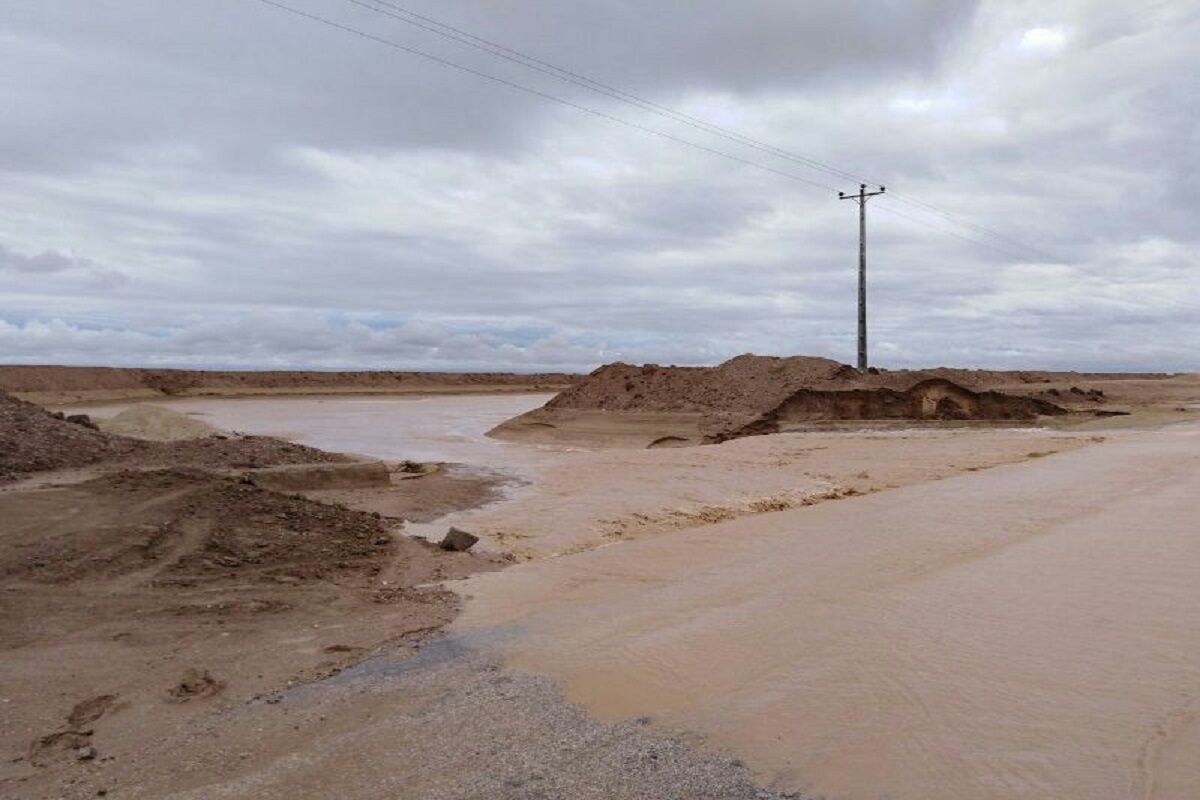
xmin=2 ymin=0 xmax=1197 ymax=372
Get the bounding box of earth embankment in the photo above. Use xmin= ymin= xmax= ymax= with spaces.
xmin=0 ymin=365 xmax=578 ymax=405
xmin=491 ymin=354 xmax=1185 ymax=446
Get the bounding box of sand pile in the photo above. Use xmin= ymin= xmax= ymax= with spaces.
xmin=96 ymin=404 xmax=220 ymax=441
xmin=545 ymin=355 xmax=853 ymax=415
xmin=0 ymin=389 xmax=348 ymax=482
xmin=493 ymin=355 xmax=1084 ymax=445
xmin=0 ymin=391 xmax=132 ymax=480
xmin=545 ymin=354 xmax=1124 ymax=415
xmin=4 ymin=468 xmax=394 ymax=586
xmin=3 ymin=465 xmax=506 ymax=609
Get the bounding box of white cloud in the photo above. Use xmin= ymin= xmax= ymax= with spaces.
xmin=1019 ymin=26 xmax=1068 ymax=52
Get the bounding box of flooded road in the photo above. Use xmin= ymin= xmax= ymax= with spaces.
xmin=69 ymin=394 xmax=1200 ymax=797
xmin=454 ymin=423 xmax=1200 ymax=799
xmin=76 ymin=396 xmax=1092 ymax=559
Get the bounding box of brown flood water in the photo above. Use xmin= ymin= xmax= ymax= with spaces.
xmin=455 ymin=423 xmax=1200 ymax=800
xmin=68 ymin=396 xmax=1200 ymax=797
xmin=72 ymin=394 xmax=556 ymax=470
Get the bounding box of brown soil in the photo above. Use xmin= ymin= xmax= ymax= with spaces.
xmin=0 ymin=390 xmax=350 ymax=483
xmin=494 ymin=354 xmax=1190 ymax=445
xmin=0 ymin=365 xmax=578 ymax=405
xmin=2 ymin=468 xmax=401 ymax=586
xmin=126 ymin=434 xmax=351 ymax=472
xmin=0 ymin=469 xmax=506 ymax=796
xmin=165 ymin=669 xmax=224 ymax=703
xmin=546 ymin=354 xmax=851 ymax=414
xmin=0 ymin=389 xmax=512 ymax=797
xmin=718 ymin=378 xmax=1068 ymax=441
xmin=0 ymin=391 xmax=121 ymax=477
xmin=545 ymin=354 xmax=1160 ymax=415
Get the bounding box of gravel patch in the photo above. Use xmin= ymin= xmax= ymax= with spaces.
xmin=113 ymin=636 xmax=800 ymax=800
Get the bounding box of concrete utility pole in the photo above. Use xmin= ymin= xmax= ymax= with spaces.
xmin=839 ymin=183 xmax=885 ymax=372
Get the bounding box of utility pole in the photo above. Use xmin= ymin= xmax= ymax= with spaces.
xmin=839 ymin=183 xmax=885 ymax=372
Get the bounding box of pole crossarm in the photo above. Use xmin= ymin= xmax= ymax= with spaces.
xmin=839 ymin=184 xmax=886 ymax=202
xmin=838 ymin=184 xmax=886 ymax=371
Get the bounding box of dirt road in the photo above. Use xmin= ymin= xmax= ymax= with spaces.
xmin=455 ymin=423 xmax=1200 ymax=799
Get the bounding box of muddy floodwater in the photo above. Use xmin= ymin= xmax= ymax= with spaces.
xmin=74 ymin=393 xmax=557 ymax=471
xmin=455 ymin=422 xmax=1200 ymax=800
xmin=66 ymin=396 xmax=1200 ymax=798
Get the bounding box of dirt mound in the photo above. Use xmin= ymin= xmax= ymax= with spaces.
xmin=1 ymin=389 xmax=351 ymax=482
xmin=1 ymin=469 xmax=509 ymax=792
xmin=546 ymin=354 xmax=1144 ymax=417
xmin=498 ymin=355 xmax=1099 ymax=444
xmin=0 ymin=391 xmax=134 ymax=479
xmin=547 ymin=355 xmax=850 ymax=415
xmin=3 ymin=468 xmax=394 ymax=585
xmin=2 ymin=466 xmax=507 ymax=591
xmin=97 ymin=404 xmax=220 ymax=441
xmin=719 ymin=378 xmax=1067 ymax=441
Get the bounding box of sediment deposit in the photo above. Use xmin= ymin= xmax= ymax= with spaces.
xmin=491 ymin=354 xmax=1182 ymax=445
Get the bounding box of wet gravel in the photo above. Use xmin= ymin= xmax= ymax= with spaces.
xmin=397 ymin=649 xmax=796 ymax=800
xmin=117 ymin=636 xmax=801 ymax=800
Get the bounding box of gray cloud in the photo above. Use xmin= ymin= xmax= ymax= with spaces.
xmin=0 ymin=0 xmax=1197 ymax=372
xmin=0 ymin=244 xmax=129 ymax=290
xmin=3 ymin=1 xmax=977 ymax=167
xmin=0 ymin=246 xmax=80 ymax=274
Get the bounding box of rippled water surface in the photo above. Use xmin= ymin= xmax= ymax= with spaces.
xmin=455 ymin=424 xmax=1200 ymax=800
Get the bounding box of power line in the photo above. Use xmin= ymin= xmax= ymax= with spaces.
xmin=341 ymin=0 xmax=1058 ymax=262
xmin=252 ymin=0 xmax=837 ymax=193
xmin=251 ymin=0 xmax=1046 ymax=262
xmin=880 ymin=192 xmax=1060 ymax=262
xmin=342 ymin=0 xmax=865 ymax=185
xmin=873 ymin=202 xmax=1037 ymax=262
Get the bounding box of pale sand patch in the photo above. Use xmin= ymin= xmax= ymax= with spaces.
xmin=95 ymin=404 xmax=220 ymax=441
xmin=453 ymin=424 xmax=1200 ymax=799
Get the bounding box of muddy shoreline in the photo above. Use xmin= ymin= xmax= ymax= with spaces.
xmin=0 ymin=392 xmax=516 ymax=798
